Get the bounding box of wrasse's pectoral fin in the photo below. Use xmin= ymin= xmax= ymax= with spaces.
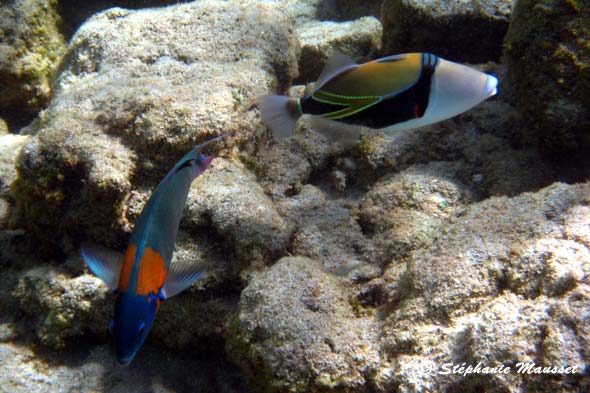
xmin=80 ymin=242 xmax=123 ymax=291
xmin=160 ymin=260 xmax=207 ymax=299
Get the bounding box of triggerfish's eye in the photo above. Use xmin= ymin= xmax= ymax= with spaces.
xmin=137 ymin=322 xmax=146 ymax=337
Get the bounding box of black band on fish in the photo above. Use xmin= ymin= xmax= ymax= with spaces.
xmin=319 ymin=54 xmax=437 ymax=128
xmin=257 ymin=52 xmax=498 ymax=139
xmin=300 ymin=94 xmax=348 ymax=115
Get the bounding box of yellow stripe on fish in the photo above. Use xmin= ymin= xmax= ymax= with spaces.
xmin=310 ymin=90 xmax=381 ymax=120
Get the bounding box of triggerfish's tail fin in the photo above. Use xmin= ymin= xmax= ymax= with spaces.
xmin=256 ymin=95 xmax=301 ymax=139
xmin=160 ymin=258 xmax=208 ymax=299
xmin=80 ymin=242 xmax=124 ymax=291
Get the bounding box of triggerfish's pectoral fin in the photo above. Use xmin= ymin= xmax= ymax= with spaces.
xmin=159 ymin=259 xmax=208 ymax=299
xmin=80 ymin=242 xmax=124 ymax=290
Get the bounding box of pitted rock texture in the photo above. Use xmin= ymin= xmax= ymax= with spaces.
xmin=381 ymin=0 xmax=511 ymax=63
xmin=0 ymin=0 xmax=66 ymax=130
xmin=504 ymin=0 xmax=590 ymax=151
xmin=10 ymin=0 xmax=298 ymax=252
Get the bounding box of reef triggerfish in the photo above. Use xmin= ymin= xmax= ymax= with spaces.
xmin=81 ymin=135 xmax=224 ymax=365
xmin=257 ymin=52 xmax=498 ymax=143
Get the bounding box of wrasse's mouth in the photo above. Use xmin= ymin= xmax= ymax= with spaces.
xmin=485 ymin=75 xmax=498 ymax=97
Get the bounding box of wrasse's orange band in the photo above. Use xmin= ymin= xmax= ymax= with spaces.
xmin=118 ymin=245 xmax=167 ymax=296
xmin=136 ymin=247 xmax=167 ymax=296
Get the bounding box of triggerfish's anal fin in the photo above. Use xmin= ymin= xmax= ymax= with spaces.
xmin=159 ymin=259 xmax=207 ymax=299
xmin=309 ymin=116 xmax=362 ymax=148
xmin=80 ymin=242 xmax=124 ymax=291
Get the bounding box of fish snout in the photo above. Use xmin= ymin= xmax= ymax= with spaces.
xmin=426 ymin=58 xmax=499 ymax=123
xmin=484 ymin=74 xmax=498 ymax=98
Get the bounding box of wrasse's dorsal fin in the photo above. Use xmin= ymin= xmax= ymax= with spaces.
xmin=311 ymin=51 xmax=359 ymax=94
xmin=80 ymin=242 xmax=123 ymax=290
xmin=159 ymin=259 xmax=207 ymax=299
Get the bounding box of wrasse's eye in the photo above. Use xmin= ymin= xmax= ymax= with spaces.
xmin=138 ymin=322 xmax=146 ymax=337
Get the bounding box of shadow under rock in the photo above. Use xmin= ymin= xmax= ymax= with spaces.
xmin=315 ymin=0 xmax=381 ymax=22
xmin=30 ymin=342 xmax=249 ymax=393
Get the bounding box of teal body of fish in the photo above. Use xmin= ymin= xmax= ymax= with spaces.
xmin=81 ymin=134 xmax=224 ymax=365
xmin=257 ymin=52 xmax=498 ymax=144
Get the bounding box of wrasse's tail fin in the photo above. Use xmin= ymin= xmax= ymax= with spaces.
xmin=257 ymin=95 xmax=301 ymax=139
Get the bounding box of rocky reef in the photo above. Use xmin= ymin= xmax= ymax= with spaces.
xmin=1 ymin=0 xmax=589 ymax=392
xmin=504 ymin=0 xmax=590 ymax=150
xmin=0 ymin=0 xmax=66 ymax=130
xmin=381 ymin=0 xmax=512 ymax=63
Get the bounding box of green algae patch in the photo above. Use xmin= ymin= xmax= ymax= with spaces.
xmin=238 ymin=153 xmax=264 ymax=178
xmin=12 ymin=265 xmax=112 ymax=349
xmin=0 ymin=0 xmax=67 ymax=130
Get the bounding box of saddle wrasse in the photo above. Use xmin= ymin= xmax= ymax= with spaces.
xmin=81 ymin=135 xmax=224 ymax=365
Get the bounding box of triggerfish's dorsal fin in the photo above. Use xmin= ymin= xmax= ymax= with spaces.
xmin=80 ymin=242 xmax=124 ymax=290
xmin=159 ymin=259 xmax=207 ymax=299
xmin=311 ymin=51 xmax=359 ymax=94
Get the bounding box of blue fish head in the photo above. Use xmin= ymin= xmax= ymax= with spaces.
xmin=112 ymin=291 xmax=159 ymax=365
